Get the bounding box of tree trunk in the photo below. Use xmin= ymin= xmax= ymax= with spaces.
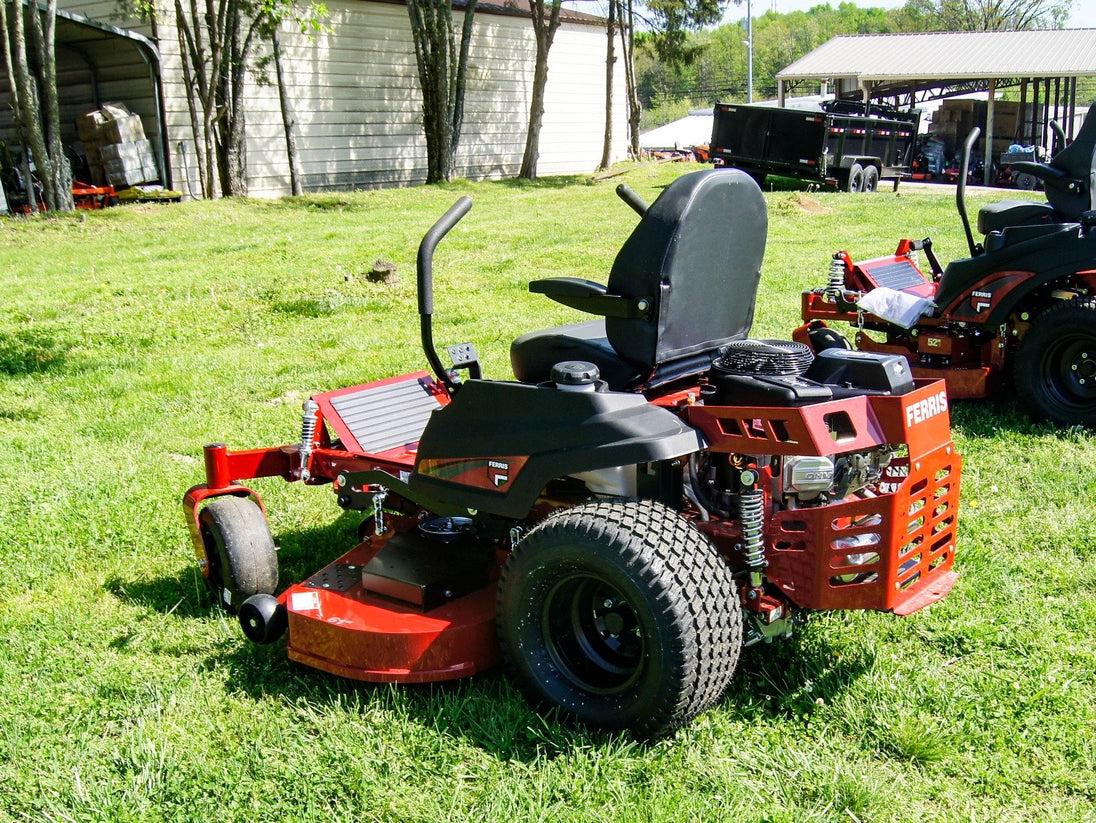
xmin=175 ymin=8 xmax=209 ymax=197
xmin=223 ymin=3 xmax=248 ymax=196
xmin=0 ymin=0 xmax=34 ymax=212
xmin=271 ymin=27 xmax=302 ymax=195
xmin=6 ymin=0 xmax=51 ymax=210
xmin=598 ymin=0 xmax=617 ymax=171
xmin=408 ymin=0 xmax=476 ymax=184
xmin=619 ymin=0 xmax=641 ymax=160
xmin=451 ymin=0 xmax=477 ymax=156
xmin=29 ymin=0 xmax=72 ymax=210
xmin=518 ymin=0 xmax=562 ymax=180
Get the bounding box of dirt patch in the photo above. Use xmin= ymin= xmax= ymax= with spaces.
xmin=778 ymin=192 xmax=831 ymax=215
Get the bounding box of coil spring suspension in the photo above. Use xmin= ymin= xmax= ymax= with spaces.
xmin=298 ymin=399 xmax=319 ymax=481
xmin=824 ymin=255 xmax=846 ymax=299
xmin=739 ymin=488 xmax=766 ymax=587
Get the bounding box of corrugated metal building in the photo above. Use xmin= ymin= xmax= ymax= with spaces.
xmin=4 ymin=0 xmax=626 ymax=198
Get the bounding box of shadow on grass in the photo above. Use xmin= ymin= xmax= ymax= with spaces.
xmin=112 ymin=510 xmax=866 ymax=758
xmin=0 ymin=328 xmax=71 ymax=375
xmin=105 ymin=510 xmax=365 ymax=623
xmin=727 ymin=628 xmax=874 ymax=721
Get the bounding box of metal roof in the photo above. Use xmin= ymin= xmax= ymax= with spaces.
xmin=777 ymin=29 xmax=1096 ymax=83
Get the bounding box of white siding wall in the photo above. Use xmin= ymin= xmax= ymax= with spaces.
xmin=55 ymin=0 xmax=629 ymax=197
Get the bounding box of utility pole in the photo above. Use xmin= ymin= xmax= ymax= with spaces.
xmin=747 ymin=0 xmax=753 ymax=103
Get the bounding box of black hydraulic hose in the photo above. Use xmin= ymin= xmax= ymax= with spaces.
xmin=418 ymin=196 xmax=473 ymax=393
xmin=616 ymin=183 xmax=649 ymax=217
xmin=957 ymin=127 xmax=980 ymax=257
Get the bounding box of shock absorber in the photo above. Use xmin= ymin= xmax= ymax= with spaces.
xmin=739 ymin=484 xmax=766 ymax=590
xmin=824 ymin=254 xmax=846 ymax=300
xmin=298 ymin=399 xmax=319 ymax=482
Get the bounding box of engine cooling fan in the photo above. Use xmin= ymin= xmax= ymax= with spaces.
xmin=713 ymin=339 xmax=815 ymax=377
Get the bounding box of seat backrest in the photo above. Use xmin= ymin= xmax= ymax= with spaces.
xmin=604 ymin=169 xmax=768 ymax=382
xmin=1046 ymin=102 xmax=1096 ymax=220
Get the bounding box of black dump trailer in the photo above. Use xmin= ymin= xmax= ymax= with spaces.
xmin=710 ymin=100 xmax=921 ymax=192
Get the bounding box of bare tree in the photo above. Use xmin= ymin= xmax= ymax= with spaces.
xmin=165 ymin=0 xmax=323 ymax=197
xmin=1 ymin=0 xmax=73 ymax=211
xmin=271 ymin=27 xmax=302 ymax=195
xmin=598 ymin=0 xmax=616 ymax=171
xmin=618 ymin=0 xmax=641 ymax=159
xmin=518 ymin=0 xmax=562 ymax=180
xmin=407 ymin=0 xmax=478 ymax=184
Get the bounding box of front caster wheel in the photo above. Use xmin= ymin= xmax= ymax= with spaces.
xmin=1015 ymin=297 xmax=1096 ymax=427
xmin=198 ymin=496 xmax=278 ymax=612
xmin=497 ymin=499 xmax=742 ymax=738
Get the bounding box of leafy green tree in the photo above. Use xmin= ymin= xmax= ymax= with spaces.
xmin=900 ymin=0 xmax=1071 ymax=31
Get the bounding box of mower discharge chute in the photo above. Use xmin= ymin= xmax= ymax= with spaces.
xmin=184 ymin=169 xmax=961 ymax=738
xmin=800 ymin=102 xmax=1096 ymax=427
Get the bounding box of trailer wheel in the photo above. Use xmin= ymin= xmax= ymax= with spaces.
xmin=1014 ymin=297 xmax=1096 ymax=427
xmin=862 ymin=165 xmax=879 ymax=192
xmin=1014 ymin=171 xmax=1037 ymax=191
xmin=846 ymin=163 xmax=864 ymax=192
xmin=198 ymin=496 xmax=278 ymax=613
xmin=497 ymin=499 xmax=741 ymax=738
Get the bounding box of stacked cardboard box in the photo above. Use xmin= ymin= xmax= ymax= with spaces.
xmin=930 ymin=99 xmax=1029 ymax=155
xmin=76 ymin=103 xmax=159 ymax=187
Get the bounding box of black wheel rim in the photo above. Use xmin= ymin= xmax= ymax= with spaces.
xmin=1040 ymin=331 xmax=1096 ymax=412
xmin=542 ymin=574 xmax=644 ymax=694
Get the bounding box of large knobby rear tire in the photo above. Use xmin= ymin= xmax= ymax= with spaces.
xmin=497 ymin=499 xmax=742 ymax=738
xmin=199 ymin=496 xmax=279 ymax=613
xmin=1014 ymin=297 xmax=1096 ymax=427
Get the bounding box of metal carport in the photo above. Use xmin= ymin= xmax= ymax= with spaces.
xmin=0 ymin=3 xmax=171 ymax=189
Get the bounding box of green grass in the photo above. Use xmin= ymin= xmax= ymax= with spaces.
xmin=2 ymin=165 xmax=1094 ymax=822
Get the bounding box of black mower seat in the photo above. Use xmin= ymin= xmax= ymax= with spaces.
xmin=978 ymin=199 xmax=1057 ymax=235
xmin=510 ymin=169 xmax=768 ymax=391
xmin=1007 ymin=102 xmax=1096 ymax=224
xmin=509 ymin=319 xmax=643 ymax=389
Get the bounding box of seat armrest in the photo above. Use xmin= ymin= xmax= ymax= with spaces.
xmin=529 ymin=277 xmax=651 ymax=319
xmin=1009 ymin=161 xmax=1067 ymax=180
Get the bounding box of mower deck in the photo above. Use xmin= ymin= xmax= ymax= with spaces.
xmin=281 ymin=540 xmax=500 ymax=683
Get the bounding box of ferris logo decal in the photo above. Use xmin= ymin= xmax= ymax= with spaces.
xmin=906 ymin=390 xmax=948 ymax=427
xmin=488 ymin=460 xmax=510 ymax=487
xmin=971 ymin=289 xmax=993 ymax=314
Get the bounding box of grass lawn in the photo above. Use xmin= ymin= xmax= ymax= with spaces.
xmin=1 ymin=164 xmax=1094 ymax=822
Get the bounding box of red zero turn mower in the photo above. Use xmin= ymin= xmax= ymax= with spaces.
xmin=184 ymin=169 xmax=961 ymax=738
xmin=800 ymin=103 xmax=1096 ymax=427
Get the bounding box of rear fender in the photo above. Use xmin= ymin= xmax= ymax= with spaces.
xmin=409 ymin=380 xmax=702 ymax=519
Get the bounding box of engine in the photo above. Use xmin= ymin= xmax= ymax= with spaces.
xmin=689 ymin=339 xmax=906 ymax=515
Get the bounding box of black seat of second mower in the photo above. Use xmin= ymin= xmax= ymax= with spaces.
xmin=510 ymin=168 xmax=767 ymax=391
xmin=979 ymin=102 xmax=1096 ymax=234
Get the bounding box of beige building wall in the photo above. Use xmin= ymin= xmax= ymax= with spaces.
xmin=56 ymin=0 xmax=629 ymax=197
